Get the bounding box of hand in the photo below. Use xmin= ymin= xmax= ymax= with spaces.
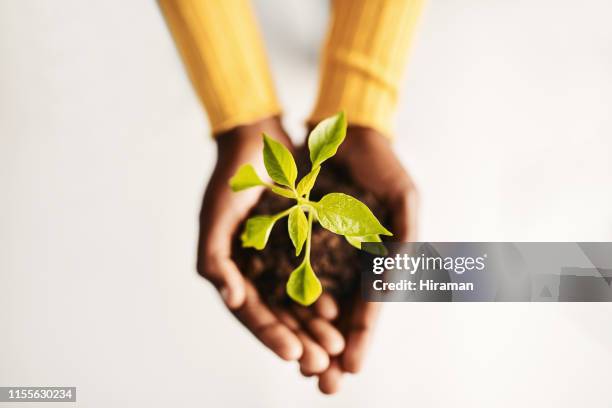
xmin=197 ymin=117 xmax=350 ymax=381
xmin=334 ymin=126 xmax=419 ymax=243
xmin=197 ymin=117 xmax=305 ymax=361
xmin=305 ymin=125 xmax=419 ymax=393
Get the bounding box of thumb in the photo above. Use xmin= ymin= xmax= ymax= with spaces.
xmin=199 ymin=254 xmax=247 ymax=310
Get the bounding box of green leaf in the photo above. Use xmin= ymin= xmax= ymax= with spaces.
xmin=270 ymin=185 xmax=296 ymax=199
xmin=240 ymin=215 xmax=277 ymax=250
xmin=314 ymin=193 xmax=392 ymax=237
xmin=345 ymin=234 xmax=381 ymax=248
xmin=286 ymin=259 xmax=322 ymax=306
xmin=308 ymin=112 xmax=347 ymax=167
xmin=288 ymin=206 xmax=308 ymax=256
xmin=229 ymin=164 xmax=264 ymax=191
xmin=263 ymin=133 xmax=297 ymax=188
xmin=296 ymin=166 xmax=321 ymax=197
xmin=345 ymin=235 xmax=388 ymax=255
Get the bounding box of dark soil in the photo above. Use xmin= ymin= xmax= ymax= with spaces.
xmin=232 ymin=150 xmax=390 ymax=307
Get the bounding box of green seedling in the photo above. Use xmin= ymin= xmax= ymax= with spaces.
xmin=229 ymin=112 xmax=392 ymax=306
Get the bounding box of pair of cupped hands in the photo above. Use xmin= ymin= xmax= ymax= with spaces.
xmin=197 ymin=116 xmax=417 ymax=394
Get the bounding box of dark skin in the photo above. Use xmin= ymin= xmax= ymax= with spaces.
xmin=197 ymin=116 xmax=418 ymax=394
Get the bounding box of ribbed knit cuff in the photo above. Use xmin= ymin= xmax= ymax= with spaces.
xmin=160 ymin=0 xmax=281 ymax=135
xmin=309 ymin=0 xmax=424 ymax=139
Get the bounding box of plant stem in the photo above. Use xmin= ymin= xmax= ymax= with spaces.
xmin=304 ymin=208 xmax=314 ymax=263
xmin=273 ymin=206 xmax=294 ymax=221
xmin=302 ymin=189 xmax=314 ymax=263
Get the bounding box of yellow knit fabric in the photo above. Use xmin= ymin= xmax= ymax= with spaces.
xmin=309 ymin=0 xmax=424 ymax=138
xmin=159 ymin=0 xmax=281 ymax=134
xmin=160 ymin=0 xmax=423 ymax=137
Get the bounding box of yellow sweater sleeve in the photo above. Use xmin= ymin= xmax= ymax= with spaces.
xmin=309 ymin=0 xmax=424 ymax=138
xmin=159 ymin=0 xmax=281 ymax=135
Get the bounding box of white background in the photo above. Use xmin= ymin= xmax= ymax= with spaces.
xmin=1 ymin=0 xmax=612 ymax=406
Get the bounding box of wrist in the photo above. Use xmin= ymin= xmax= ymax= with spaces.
xmin=216 ymin=115 xmax=291 ymax=160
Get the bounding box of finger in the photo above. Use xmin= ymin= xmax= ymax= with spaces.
xmin=304 ymin=317 xmax=345 ymax=356
xmin=318 ymin=358 xmax=343 ymax=395
xmin=197 ymin=188 xmax=250 ymax=310
xmin=313 ymin=293 xmax=339 ymax=321
xmin=391 ymin=190 xmax=419 ymax=242
xmin=296 ymin=331 xmax=330 ymax=376
xmin=342 ymin=301 xmax=381 ymax=373
xmin=273 ymin=309 xmax=330 ymax=375
xmin=235 ymin=282 xmax=303 ymax=361
xmin=291 ymin=304 xmax=345 ymax=355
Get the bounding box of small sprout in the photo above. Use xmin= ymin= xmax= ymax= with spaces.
xmin=229 ymin=112 xmax=392 ymax=306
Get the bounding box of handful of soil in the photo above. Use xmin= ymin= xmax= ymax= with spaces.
xmin=232 ymin=150 xmax=391 ymax=307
